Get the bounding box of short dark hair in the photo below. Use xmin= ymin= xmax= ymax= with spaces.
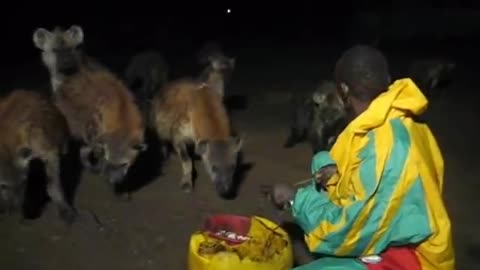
xmin=334 ymin=45 xmax=391 ymax=101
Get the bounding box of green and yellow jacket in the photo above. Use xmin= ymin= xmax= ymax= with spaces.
xmin=292 ymin=78 xmax=455 ymax=270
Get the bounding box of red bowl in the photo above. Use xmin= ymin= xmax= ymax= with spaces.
xmin=202 ymin=214 xmax=252 ymax=245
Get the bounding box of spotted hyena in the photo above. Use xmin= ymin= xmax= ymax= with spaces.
xmin=407 ymin=58 xmax=456 ymax=99
xmin=284 ymin=80 xmax=347 ymax=154
xmin=150 ymin=78 xmax=243 ymax=198
xmin=125 ymin=50 xmax=169 ymax=117
xmin=0 ymin=89 xmax=75 ymax=224
xmin=197 ymin=52 xmax=235 ymax=98
xmin=33 ymin=25 xmax=147 ymax=186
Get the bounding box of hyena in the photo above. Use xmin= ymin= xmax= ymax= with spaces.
xmin=124 ymin=50 xmax=169 ymax=117
xmin=284 ymin=80 xmax=347 ymax=154
xmin=0 ymin=89 xmax=75 ymax=223
xmin=197 ymin=52 xmax=235 ymax=98
xmin=196 ymin=41 xmax=223 ymax=67
xmin=150 ymin=79 xmax=243 ymax=198
xmin=33 ymin=25 xmax=147 ymax=185
xmin=284 ymin=93 xmax=314 ymax=148
xmin=407 ymin=58 xmax=456 ymax=98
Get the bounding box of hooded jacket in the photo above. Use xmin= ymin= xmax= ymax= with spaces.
xmin=291 ymin=78 xmax=455 ymax=270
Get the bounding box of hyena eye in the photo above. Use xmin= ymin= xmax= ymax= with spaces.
xmin=0 ymin=183 xmax=9 ymax=190
xmin=211 ymin=166 xmax=219 ymax=173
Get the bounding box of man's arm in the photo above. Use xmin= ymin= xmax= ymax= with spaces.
xmin=292 ymin=183 xmax=374 ymax=256
xmin=292 ymin=140 xmax=379 ymax=256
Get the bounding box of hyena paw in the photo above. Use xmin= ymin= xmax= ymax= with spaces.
xmin=59 ymin=206 xmax=78 ymax=225
xmin=114 ymin=192 xmax=132 ymax=202
xmin=180 ymin=179 xmax=193 ymax=193
xmin=160 ymin=146 xmax=170 ymax=160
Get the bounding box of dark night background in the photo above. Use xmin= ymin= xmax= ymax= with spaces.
xmin=1 ymin=1 xmax=480 ymax=270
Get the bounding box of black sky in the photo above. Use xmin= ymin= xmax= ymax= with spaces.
xmin=0 ymin=1 xmax=479 ymax=69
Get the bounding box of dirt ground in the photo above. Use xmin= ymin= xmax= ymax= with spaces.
xmin=1 ymin=40 xmax=479 ymax=270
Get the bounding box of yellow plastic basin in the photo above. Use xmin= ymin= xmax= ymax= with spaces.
xmin=188 ymin=215 xmax=293 ymax=270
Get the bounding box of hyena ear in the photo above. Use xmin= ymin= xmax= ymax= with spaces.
xmin=312 ymin=91 xmax=325 ymax=105
xmin=231 ymin=136 xmax=243 ymax=152
xmin=132 ymin=143 xmax=148 ymax=152
xmin=66 ymin=25 xmax=84 ymax=46
xmin=33 ymin=28 xmax=52 ymax=50
xmin=195 ymin=140 xmax=208 ymax=156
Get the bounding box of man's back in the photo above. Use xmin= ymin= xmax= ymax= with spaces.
xmin=401 ymin=115 xmax=455 ymax=270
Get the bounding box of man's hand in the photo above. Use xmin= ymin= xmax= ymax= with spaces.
xmin=314 ymin=165 xmax=337 ymax=190
xmin=260 ymin=183 xmax=296 ymax=210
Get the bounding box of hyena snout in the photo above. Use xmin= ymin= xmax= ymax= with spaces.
xmin=80 ymin=145 xmax=104 ymax=173
xmin=196 ymin=138 xmax=243 ymax=198
xmin=56 ymin=50 xmax=80 ymax=72
xmin=105 ymin=162 xmax=131 ymax=184
xmin=211 ymin=165 xmax=236 ymax=198
xmin=101 ymin=142 xmax=147 ymax=184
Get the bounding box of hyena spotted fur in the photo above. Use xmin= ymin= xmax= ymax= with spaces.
xmin=33 ymin=25 xmax=147 ymax=185
xmin=0 ymin=89 xmax=75 ymax=224
xmin=150 ymin=79 xmax=243 ymax=198
xmin=124 ymin=50 xmax=169 ymax=118
xmin=407 ymin=58 xmax=456 ymax=99
xmin=284 ymin=80 xmax=347 ymax=154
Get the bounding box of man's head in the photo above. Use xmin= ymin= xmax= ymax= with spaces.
xmin=334 ymin=45 xmax=391 ymax=117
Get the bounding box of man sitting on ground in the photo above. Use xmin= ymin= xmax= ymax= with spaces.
xmin=263 ymin=45 xmax=455 ymax=270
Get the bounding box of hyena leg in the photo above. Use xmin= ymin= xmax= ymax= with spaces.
xmin=45 ymin=155 xmax=77 ymax=224
xmin=159 ymin=140 xmax=170 ymax=160
xmin=80 ymin=146 xmax=96 ymax=171
xmin=173 ymin=142 xmax=193 ymax=193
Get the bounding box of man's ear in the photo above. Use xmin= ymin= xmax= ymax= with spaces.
xmin=339 ymin=82 xmax=349 ymax=97
xmin=335 ymin=82 xmax=350 ymax=109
